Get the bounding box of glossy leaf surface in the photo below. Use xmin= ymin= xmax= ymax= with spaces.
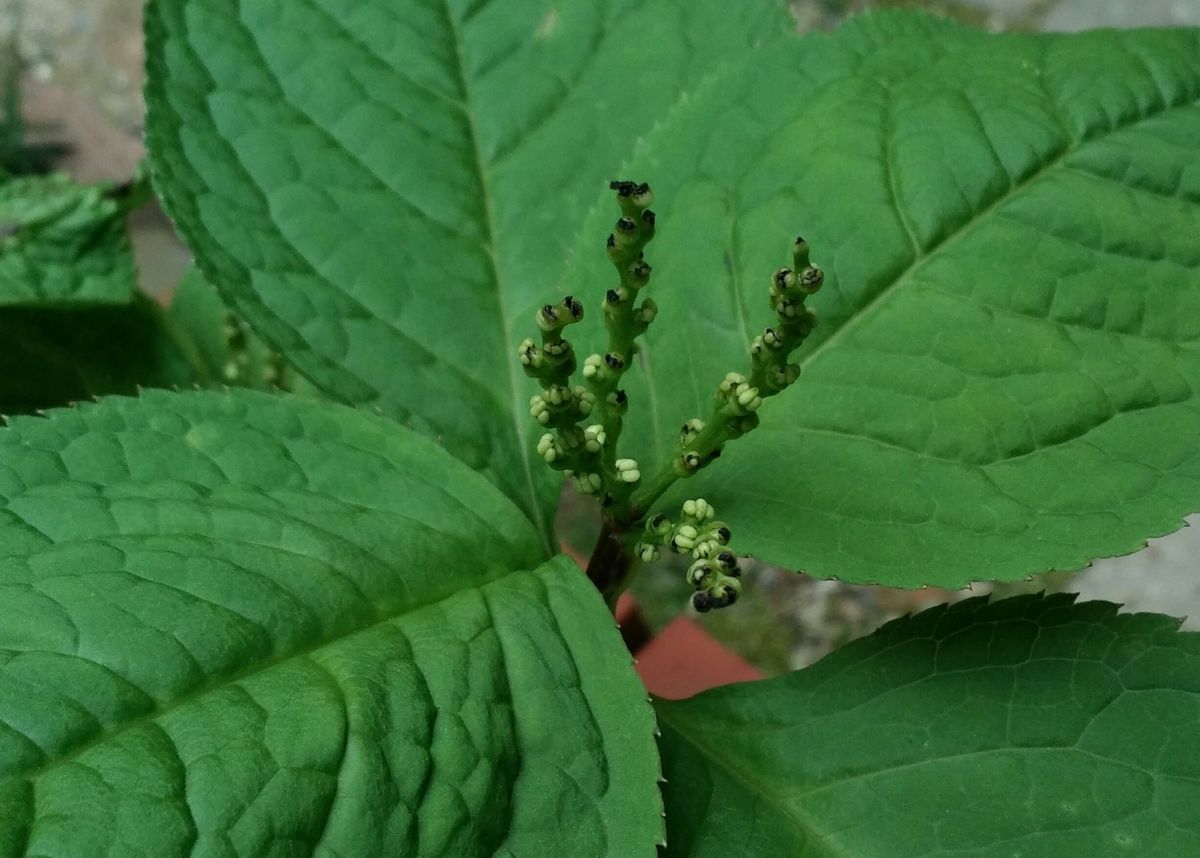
xmin=567 ymin=14 xmax=1200 ymax=586
xmin=0 ymin=390 xmax=661 ymax=856
xmin=657 ymin=593 xmax=1200 ymax=856
xmin=144 ymin=0 xmax=793 ymax=546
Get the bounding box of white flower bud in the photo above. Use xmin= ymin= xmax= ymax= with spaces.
xmin=687 ymin=559 xmax=716 ymax=587
xmin=679 ymin=418 xmax=705 ymax=446
xmin=798 ymin=265 xmax=824 ymax=293
xmin=584 ymin=424 xmax=607 ymax=453
xmin=574 ymin=472 xmax=603 ymax=494
xmin=635 ymin=299 xmax=657 ymax=325
xmin=583 ymin=353 xmax=603 ymax=379
xmin=692 ymin=539 xmax=718 ymax=559
xmin=736 ymin=384 xmax=762 ymax=412
xmin=719 ymin=372 xmax=746 ymax=395
xmin=682 ymin=498 xmax=713 ymax=521
xmin=772 ymin=267 xmax=796 ymax=294
xmin=670 ymin=533 xmax=696 ymax=552
xmin=637 ymin=543 xmax=660 ymax=563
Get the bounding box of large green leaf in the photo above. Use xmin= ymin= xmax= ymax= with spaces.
xmin=0 ymin=390 xmax=662 ymax=856
xmin=0 ymin=172 xmax=143 ymax=306
xmin=144 ymin=0 xmax=794 ymax=548
xmin=566 ymin=13 xmax=1200 ymax=586
xmin=656 ymin=593 xmax=1200 ymax=856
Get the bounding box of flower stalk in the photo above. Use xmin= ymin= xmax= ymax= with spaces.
xmin=618 ymin=235 xmax=822 ymax=523
xmin=519 ymin=179 xmax=821 ymax=610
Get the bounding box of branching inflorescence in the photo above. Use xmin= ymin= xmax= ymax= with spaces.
xmin=520 ymin=180 xmax=823 ymax=610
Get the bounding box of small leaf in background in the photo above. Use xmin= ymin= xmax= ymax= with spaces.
xmin=567 ymin=13 xmax=1200 ymax=587
xmin=0 ymin=389 xmax=662 ymax=856
xmin=144 ymin=0 xmax=796 ymax=546
xmin=656 ymin=593 xmax=1200 ymax=856
xmin=0 ymin=170 xmax=147 ymax=305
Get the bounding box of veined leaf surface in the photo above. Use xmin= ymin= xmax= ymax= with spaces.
xmin=144 ymin=0 xmax=794 ymax=547
xmin=0 ymin=390 xmax=662 ymax=856
xmin=0 ymin=172 xmax=142 ymax=305
xmin=569 ymin=13 xmax=1200 ymax=586
xmin=657 ymin=593 xmax=1200 ymax=856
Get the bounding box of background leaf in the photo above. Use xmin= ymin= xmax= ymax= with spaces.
xmin=0 ymin=296 xmax=198 ymax=413
xmin=0 ymin=169 xmax=202 ymax=412
xmin=0 ymin=389 xmax=662 ymax=856
xmin=144 ymin=0 xmax=795 ymax=548
xmin=0 ymin=171 xmax=143 ymax=306
xmin=567 ymin=13 xmax=1200 ymax=587
xmin=656 ymin=593 xmax=1200 ymax=856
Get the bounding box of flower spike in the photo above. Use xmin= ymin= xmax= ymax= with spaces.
xmin=632 ymin=498 xmax=744 ymax=612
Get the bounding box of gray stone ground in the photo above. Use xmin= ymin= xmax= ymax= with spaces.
xmin=8 ymin=0 xmax=1200 ymax=670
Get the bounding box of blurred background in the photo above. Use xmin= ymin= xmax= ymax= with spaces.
xmin=4 ymin=0 xmax=1200 ymax=675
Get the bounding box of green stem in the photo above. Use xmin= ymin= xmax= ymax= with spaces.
xmin=618 ymin=407 xmax=736 ymax=524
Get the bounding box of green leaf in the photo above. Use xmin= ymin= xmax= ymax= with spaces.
xmin=656 ymin=593 xmax=1200 ymax=856
xmin=143 ymin=0 xmax=794 ymax=547
xmin=0 ymin=296 xmax=199 ymax=414
xmin=568 ymin=13 xmax=1200 ymax=586
xmin=0 ymin=172 xmax=143 ymax=305
xmin=0 ymin=389 xmax=662 ymax=856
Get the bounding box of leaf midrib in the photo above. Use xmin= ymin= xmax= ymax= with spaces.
xmin=437 ymin=0 xmax=553 ymax=556
xmin=9 ymin=556 xmax=533 ymax=789
xmin=654 ymin=700 xmax=849 ymax=857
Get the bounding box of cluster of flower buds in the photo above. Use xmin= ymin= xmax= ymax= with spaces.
xmin=519 ymin=181 xmax=662 ymax=505
xmin=749 ymin=237 xmax=822 ymax=393
xmin=634 ymin=498 xmax=742 ymax=611
xmin=518 ymin=294 xmax=585 ymax=388
xmin=220 ymin=312 xmax=257 ymax=384
xmin=585 ymin=180 xmax=659 ymax=474
xmin=219 ymin=311 xmax=286 ymax=389
xmin=661 ymin=237 xmax=823 ymax=483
